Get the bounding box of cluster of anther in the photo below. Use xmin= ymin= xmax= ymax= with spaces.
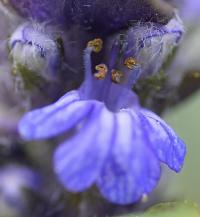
xmin=87 ymin=38 xmax=138 ymax=84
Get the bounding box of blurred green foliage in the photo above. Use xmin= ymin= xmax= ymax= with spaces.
xmin=120 ymin=201 xmax=200 ymax=217
xmin=164 ymin=90 xmax=200 ymax=204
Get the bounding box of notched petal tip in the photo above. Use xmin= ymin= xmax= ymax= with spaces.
xmin=140 ymin=109 xmax=186 ymax=173
xmin=172 ymin=137 xmax=187 ymax=173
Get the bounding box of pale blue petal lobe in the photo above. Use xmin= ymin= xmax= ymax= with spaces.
xmin=140 ymin=109 xmax=186 ymax=172
xmin=54 ymin=106 xmax=115 ymax=192
xmin=19 ymin=91 xmax=93 ymax=140
xmin=97 ymin=111 xmax=160 ymax=204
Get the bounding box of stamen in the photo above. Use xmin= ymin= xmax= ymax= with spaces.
xmin=124 ymin=57 xmax=138 ymax=70
xmin=87 ymin=38 xmax=103 ymax=53
xmin=111 ymin=69 xmax=124 ymax=84
xmin=94 ymin=64 xmax=108 ymax=80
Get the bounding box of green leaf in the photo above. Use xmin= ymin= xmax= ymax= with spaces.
xmin=120 ymin=201 xmax=200 ymax=217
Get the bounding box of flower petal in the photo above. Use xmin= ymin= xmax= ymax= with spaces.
xmin=140 ymin=109 xmax=186 ymax=172
xmin=19 ymin=90 xmax=93 ymax=140
xmin=96 ymin=110 xmax=160 ymax=205
xmin=54 ymin=105 xmax=115 ymax=192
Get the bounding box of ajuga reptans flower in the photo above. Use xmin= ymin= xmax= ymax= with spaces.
xmin=18 ymin=15 xmax=186 ymax=205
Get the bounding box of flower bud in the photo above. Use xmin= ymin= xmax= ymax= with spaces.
xmin=9 ymin=22 xmax=62 ymax=82
xmin=123 ymin=13 xmax=184 ymax=77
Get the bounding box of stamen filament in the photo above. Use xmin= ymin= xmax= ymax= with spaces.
xmin=82 ymin=38 xmax=103 ymax=99
xmin=82 ymin=46 xmax=93 ymax=98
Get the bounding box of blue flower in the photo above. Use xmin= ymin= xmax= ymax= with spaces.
xmin=18 ymin=17 xmax=186 ymax=205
